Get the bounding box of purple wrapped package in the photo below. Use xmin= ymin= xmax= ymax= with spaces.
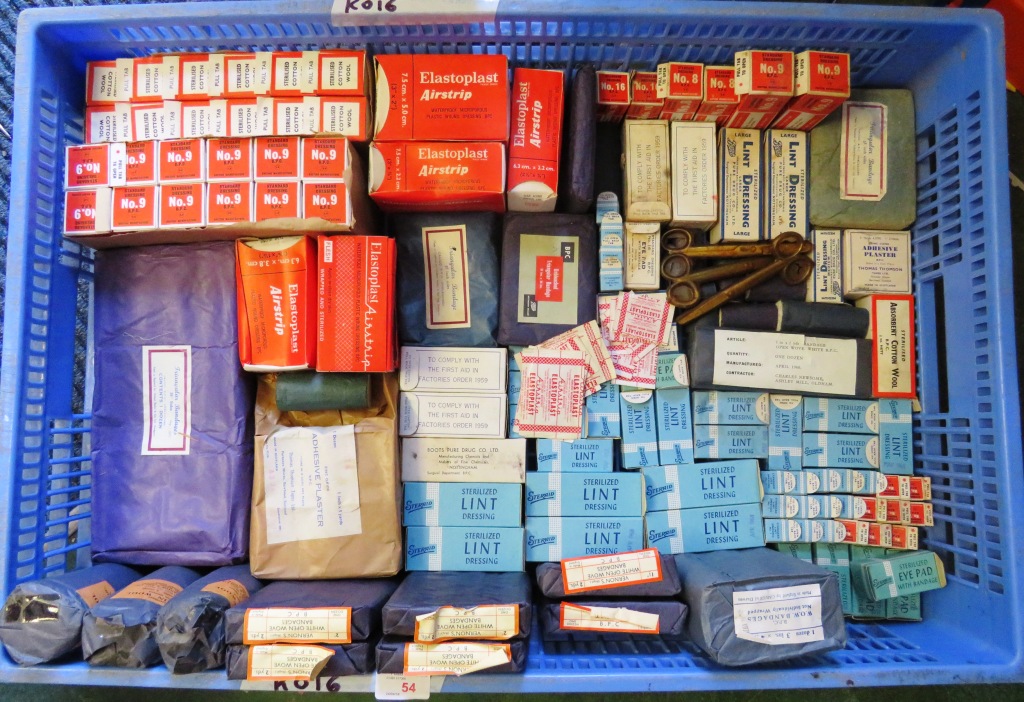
xmin=91 ymin=242 xmax=255 ymax=566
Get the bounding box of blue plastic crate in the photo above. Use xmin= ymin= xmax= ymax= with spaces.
xmin=0 ymin=0 xmax=1020 ymax=691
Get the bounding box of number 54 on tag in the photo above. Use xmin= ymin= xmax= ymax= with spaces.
xmin=375 ymin=674 xmax=431 ymax=700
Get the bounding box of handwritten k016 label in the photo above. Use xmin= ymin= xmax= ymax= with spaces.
xmin=244 ymin=607 xmax=352 ymax=644
xmin=403 ymin=642 xmax=510 ymax=676
xmin=561 ymin=548 xmax=664 ymax=594
xmin=414 ymin=605 xmax=519 ymax=643
xmin=247 ymin=644 xmax=335 ymax=681
xmin=332 ymin=0 xmax=498 ymax=26
xmin=560 ymin=603 xmax=660 ymax=634
xmin=733 ymin=584 xmax=824 ymax=646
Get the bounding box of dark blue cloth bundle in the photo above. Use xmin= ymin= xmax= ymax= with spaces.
xmin=225 ymin=641 xmax=376 ymax=680
xmin=534 ymin=556 xmax=682 ymax=599
xmin=539 ymin=597 xmax=688 ymax=641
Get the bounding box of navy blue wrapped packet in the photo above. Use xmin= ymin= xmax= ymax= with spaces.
xmin=82 ymin=566 xmax=202 ymax=668
xmin=716 ymin=302 xmax=869 ymax=338
xmin=539 ymin=598 xmax=688 ymax=641
xmin=225 ymin=642 xmax=376 ymax=680
xmin=381 ymin=572 xmax=532 ymax=639
xmin=155 ymin=565 xmax=263 ymax=674
xmin=376 ymin=636 xmax=528 ymax=674
xmin=559 ymin=65 xmax=597 ymax=214
xmin=91 ymin=242 xmax=255 ymax=566
xmin=534 ymin=556 xmax=681 ymax=599
xmin=224 ymin=579 xmax=401 ymax=646
xmin=0 ymin=564 xmax=140 ymax=665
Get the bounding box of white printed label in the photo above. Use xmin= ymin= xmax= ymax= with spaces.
xmin=560 ymin=603 xmax=660 ymax=634
xmin=414 ymin=605 xmax=518 ymax=643
xmin=247 ymin=644 xmax=335 ymax=681
xmin=263 ymin=426 xmax=362 ymax=545
xmin=733 ymin=584 xmax=824 ymax=645
xmin=422 ymin=225 xmax=471 ymax=329
xmin=561 ymin=548 xmax=663 ymax=594
xmin=141 ymin=345 xmax=191 ymax=455
xmin=375 ymin=674 xmax=432 ymax=700
xmin=403 ymin=642 xmax=510 ymax=676
xmin=244 ymin=608 xmax=352 ymax=644
xmin=840 ymin=102 xmax=887 ymax=201
xmin=712 ymin=330 xmax=858 ymax=397
xmin=331 ymin=0 xmax=499 ymax=26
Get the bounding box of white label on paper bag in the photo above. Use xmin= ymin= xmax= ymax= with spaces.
xmin=331 ymin=0 xmax=498 ymax=26
xmin=403 ymin=642 xmax=510 ymax=676
xmin=560 ymin=603 xmax=660 ymax=634
xmin=840 ymin=102 xmax=887 ymax=201
xmin=247 ymin=644 xmax=335 ymax=681
xmin=414 ymin=605 xmax=519 ymax=643
xmin=712 ymin=330 xmax=858 ymax=397
xmin=263 ymin=426 xmax=362 ymax=545
xmin=141 ymin=345 xmax=191 ymax=455
xmin=422 ymin=225 xmax=472 ymax=329
xmin=244 ymin=607 xmax=352 ymax=644
xmin=375 ymin=674 xmax=433 ymax=700
xmin=733 ymin=584 xmax=824 ymax=645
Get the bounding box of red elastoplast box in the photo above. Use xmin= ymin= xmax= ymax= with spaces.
xmin=111 ymin=185 xmax=159 ymax=231
xmin=235 ymin=235 xmax=317 ymax=371
xmin=207 ymin=138 xmax=254 ymax=181
xmin=271 ymin=51 xmax=319 ymax=96
xmin=507 ymin=67 xmax=564 ymax=213
xmin=596 ymin=70 xmax=631 ymax=123
xmin=254 ymin=181 xmax=301 ymax=221
xmin=302 ymin=137 xmax=350 ymax=180
xmin=181 ymin=99 xmax=228 ymax=138
xmin=317 ymin=234 xmax=396 ymax=373
xmin=772 ymin=51 xmax=850 ymax=131
xmin=208 ymin=181 xmax=254 ymax=224
xmin=63 ymin=188 xmax=112 ymax=235
xmin=255 ymin=136 xmax=302 ymax=180
xmin=373 ymin=54 xmax=509 ymax=141
xmin=692 ymin=66 xmax=738 ymax=126
xmin=317 ymin=49 xmax=367 ymax=96
xmin=656 ymin=62 xmax=703 ymax=121
xmin=159 ymin=182 xmax=206 ymax=229
xmin=85 ymin=104 xmax=133 ymax=144
xmin=319 ymin=97 xmax=369 ymax=141
xmin=223 ymin=52 xmax=273 ymax=98
xmin=158 ymin=138 xmax=206 ymax=182
xmin=303 ymin=181 xmax=350 ymax=225
xmin=368 ymin=141 xmax=506 ymax=212
xmin=727 ymin=50 xmax=795 ymax=129
xmin=125 ymin=141 xmax=159 ymax=184
xmin=86 ymin=59 xmax=133 ymax=105
xmin=65 ymin=143 xmax=126 ymax=190
xmin=132 ymin=55 xmax=180 ymax=102
xmin=625 ymin=71 xmax=663 ymax=119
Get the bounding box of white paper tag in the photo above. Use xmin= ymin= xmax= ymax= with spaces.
xmin=561 ymin=548 xmax=664 ymax=594
xmin=141 ymin=345 xmax=191 ymax=455
xmin=414 ymin=605 xmax=519 ymax=643
xmin=247 ymin=644 xmax=335 ymax=681
xmin=403 ymin=642 xmax=510 ymax=676
xmin=560 ymin=603 xmax=660 ymax=634
xmin=244 ymin=607 xmax=352 ymax=644
xmin=263 ymin=426 xmax=362 ymax=545
xmin=712 ymin=330 xmax=858 ymax=397
xmin=733 ymin=584 xmax=824 ymax=645
xmin=840 ymin=102 xmax=887 ymax=201
xmin=422 ymin=225 xmax=472 ymax=329
xmin=375 ymin=674 xmax=432 ymax=700
xmin=331 ymin=0 xmax=499 ymax=26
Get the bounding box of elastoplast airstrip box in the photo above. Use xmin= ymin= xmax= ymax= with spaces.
xmin=507 ymin=68 xmax=564 ymax=213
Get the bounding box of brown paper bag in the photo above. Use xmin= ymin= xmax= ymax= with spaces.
xmin=250 ymin=373 xmax=402 ymax=579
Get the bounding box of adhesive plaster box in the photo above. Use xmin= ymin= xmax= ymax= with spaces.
xmin=180 ymin=99 xmax=228 ymax=138
xmin=254 ymin=181 xmax=301 ymax=221
xmin=709 ymin=128 xmax=762 ymax=243
xmin=63 ymin=188 xmax=112 ymax=235
xmin=207 ymin=138 xmax=254 ymax=181
xmin=622 ymin=119 xmax=672 ymax=222
xmin=158 ymin=138 xmax=206 ymax=183
xmin=693 ymin=66 xmax=739 ymax=126
xmin=525 ymin=517 xmax=645 ymax=561
xmin=656 ymin=387 xmax=695 ymax=465
xmin=65 ymin=143 xmax=126 ymax=190
xmin=625 ymin=71 xmax=663 ymax=119
xmin=255 ymin=136 xmax=302 ymax=180
xmin=207 ymin=181 xmax=254 ymax=225
xmin=694 ymin=425 xmax=769 ymax=460
xmin=878 ymin=399 xmax=913 ymax=475
xmin=803 ymin=434 xmax=880 ymax=470
xmin=728 ymin=50 xmax=795 ymax=130
xmin=645 ymin=503 xmax=765 ymax=555
xmin=270 ymin=51 xmax=319 ymax=96
xmin=124 ymin=140 xmax=158 ymax=185
xmin=405 ymin=527 xmax=525 ymax=572
xmin=805 ymin=229 xmax=844 ymax=303
xmin=303 ymin=182 xmax=351 ymax=225
xmin=768 ymin=395 xmax=803 ymax=471
xmin=624 ymin=221 xmax=662 ymax=291
xmin=772 ymin=51 xmax=851 ymax=132
xmin=403 ymin=483 xmax=523 ymax=528
xmin=400 ymin=347 xmax=508 ymax=394
xmin=656 ymin=62 xmax=703 ymax=121
xmin=760 ymin=470 xmax=822 ymax=496
xmin=856 ymin=294 xmax=917 ymax=399
xmin=508 ymin=67 xmax=564 ymax=213
xmin=374 ymin=54 xmax=509 ymax=141
xmin=302 ymin=137 xmax=350 ymax=181
xmin=401 ymin=438 xmax=526 ymax=484
xmin=763 ymin=129 xmax=808 ymax=240
xmin=620 ymin=389 xmax=659 ymax=469
xmin=111 ymin=184 xmax=159 ymax=231
xmin=596 ymin=71 xmax=631 ymax=123
xmin=670 ymin=121 xmax=718 ymax=230
xmin=369 ymin=141 xmax=506 ymax=212
xmin=222 ymin=52 xmax=273 ymax=97
xmin=86 ymin=103 xmax=133 ymax=144
xmin=317 ymin=50 xmax=368 ymax=96
xmin=525 ymin=472 xmax=645 ymax=517
xmin=585 ymin=383 xmax=622 ymax=438
xmin=319 ymin=97 xmax=371 ymax=141
xmin=536 ymin=438 xmax=614 ymax=472
xmin=842 ymin=230 xmax=912 ymax=298
xmin=86 ymin=59 xmax=133 ymax=104
xmin=693 ymin=391 xmax=769 ymax=425
xmin=399 ymin=393 xmax=508 ymax=439
xmin=159 ymin=182 xmax=206 ymax=229
xmin=643 ymin=460 xmax=762 ymax=512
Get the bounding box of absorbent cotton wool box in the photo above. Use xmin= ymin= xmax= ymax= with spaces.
xmin=586 ymin=383 xmax=622 ymax=438
xmin=643 ymin=460 xmax=763 ymax=512
xmin=763 ymin=129 xmax=809 ymax=240
xmin=400 ymin=438 xmax=526 ymax=484
xmin=878 ymin=399 xmax=913 ymax=475
xmin=670 ymin=121 xmax=718 ymax=229
xmin=656 ymin=388 xmax=695 ymax=465
xmin=399 ymin=347 xmax=508 ymax=394
xmin=806 ymin=229 xmax=844 ymax=303
xmin=694 ymin=425 xmax=769 ymax=460
xmin=403 ymin=483 xmax=523 ymax=528
xmin=802 ymin=434 xmax=880 ymax=470
xmin=760 ymin=470 xmax=822 ymax=495
xmin=842 ymin=230 xmax=912 ymax=298
xmin=620 ymin=390 xmax=659 ymax=469
xmin=856 ymin=293 xmax=917 ymax=400
xmin=709 ymin=128 xmax=762 ymax=243
xmin=693 ymin=391 xmax=769 ymax=425
xmin=536 ymin=438 xmax=614 ymax=472
xmin=768 ymin=395 xmax=803 ymax=471
xmin=405 ymin=527 xmax=525 ymax=572
xmin=525 ymin=472 xmax=645 ymax=517
xmin=525 ymin=517 xmax=646 ymax=561
xmin=803 ymin=398 xmax=880 ymax=434
xmin=645 ymin=503 xmax=765 ymax=555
